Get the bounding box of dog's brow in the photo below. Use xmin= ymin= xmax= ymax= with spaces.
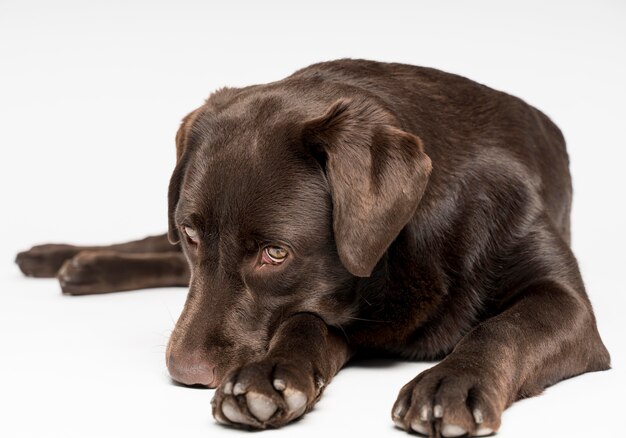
xmin=174 ymin=204 xmax=200 ymax=227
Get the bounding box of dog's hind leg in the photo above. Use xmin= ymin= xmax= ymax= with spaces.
xmin=15 ymin=233 xmax=178 ymax=278
xmin=57 ymin=251 xmax=189 ymax=295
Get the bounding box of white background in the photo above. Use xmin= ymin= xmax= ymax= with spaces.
xmin=1 ymin=1 xmax=624 ymax=437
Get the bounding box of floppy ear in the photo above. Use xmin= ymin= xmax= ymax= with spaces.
xmin=303 ymin=99 xmax=432 ymax=277
xmin=168 ymin=109 xmax=202 ymax=244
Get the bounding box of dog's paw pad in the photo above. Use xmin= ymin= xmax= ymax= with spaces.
xmin=442 ymin=423 xmax=467 ymax=437
xmin=222 ymin=398 xmax=256 ymax=426
xmin=282 ymin=387 xmax=307 ymax=417
xmin=410 ymin=419 xmax=429 ymax=435
xmin=246 ymin=392 xmax=277 ymax=422
xmin=474 ymin=427 xmax=494 ymax=436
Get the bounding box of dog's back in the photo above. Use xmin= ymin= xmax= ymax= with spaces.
xmin=292 ymin=60 xmax=571 ymax=239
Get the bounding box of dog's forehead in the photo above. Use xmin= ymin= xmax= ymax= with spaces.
xmin=184 ymin=124 xmax=303 ymax=195
xmin=178 ymin=129 xmax=329 ymax=240
xmin=190 ymin=93 xmax=297 ymax=153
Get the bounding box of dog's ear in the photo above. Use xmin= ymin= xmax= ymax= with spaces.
xmin=168 ymin=109 xmax=202 ymax=244
xmin=303 ymin=99 xmax=432 ymax=277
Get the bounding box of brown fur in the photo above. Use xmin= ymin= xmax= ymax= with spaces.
xmin=16 ymin=59 xmax=609 ymax=437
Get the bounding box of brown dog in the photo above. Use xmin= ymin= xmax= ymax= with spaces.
xmin=16 ymin=59 xmax=609 ymax=437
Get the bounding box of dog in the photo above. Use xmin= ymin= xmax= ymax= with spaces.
xmin=16 ymin=59 xmax=610 ymax=437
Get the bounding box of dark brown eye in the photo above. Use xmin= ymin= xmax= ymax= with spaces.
xmin=183 ymin=226 xmax=199 ymax=244
xmin=263 ymin=246 xmax=288 ymax=264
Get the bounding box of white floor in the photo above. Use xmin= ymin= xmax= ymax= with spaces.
xmin=1 ymin=1 xmax=625 ymax=436
xmin=1 ymin=263 xmax=623 ymax=438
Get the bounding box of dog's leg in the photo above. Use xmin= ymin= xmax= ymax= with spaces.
xmin=56 ymin=251 xmax=189 ymax=295
xmin=15 ymin=233 xmax=177 ymax=278
xmin=211 ymin=313 xmax=350 ymax=429
xmin=392 ymin=279 xmax=610 ymax=437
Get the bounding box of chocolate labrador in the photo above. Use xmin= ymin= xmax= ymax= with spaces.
xmin=16 ymin=59 xmax=610 ymax=437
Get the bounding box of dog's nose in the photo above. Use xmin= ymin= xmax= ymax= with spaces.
xmin=167 ymin=352 xmax=217 ymax=388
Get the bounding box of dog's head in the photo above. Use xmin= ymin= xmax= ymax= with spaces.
xmin=165 ymin=88 xmax=431 ymax=387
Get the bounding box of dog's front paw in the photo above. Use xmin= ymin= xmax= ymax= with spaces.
xmin=212 ymin=360 xmax=320 ymax=429
xmin=15 ymin=244 xmax=81 ymax=278
xmin=392 ymin=361 xmax=504 ymax=437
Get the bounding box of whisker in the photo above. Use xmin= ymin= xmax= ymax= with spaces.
xmin=343 ymin=315 xmax=390 ymax=323
xmin=335 ymin=323 xmax=349 ymax=341
xmin=356 ymin=291 xmax=372 ymax=306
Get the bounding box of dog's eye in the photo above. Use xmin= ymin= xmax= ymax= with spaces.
xmin=263 ymin=246 xmax=288 ymax=264
xmin=183 ymin=226 xmax=199 ymax=244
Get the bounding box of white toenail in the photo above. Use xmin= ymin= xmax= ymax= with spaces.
xmin=473 ymin=408 xmax=484 ymax=424
xmin=246 ymin=392 xmax=277 ymax=422
xmin=474 ymin=427 xmax=494 ymax=436
xmin=316 ymin=376 xmax=325 ymax=388
xmin=273 ymin=378 xmax=286 ymax=391
xmin=433 ymin=404 xmax=444 ymax=418
xmin=411 ymin=420 xmax=429 ymax=435
xmin=284 ymin=388 xmax=307 ymax=417
xmin=233 ymin=382 xmax=246 ymax=395
xmin=222 ymin=399 xmax=251 ymax=425
xmin=442 ymin=423 xmax=467 ymax=437
xmin=420 ymin=405 xmax=430 ymax=421
xmin=223 ymin=381 xmax=233 ymax=395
